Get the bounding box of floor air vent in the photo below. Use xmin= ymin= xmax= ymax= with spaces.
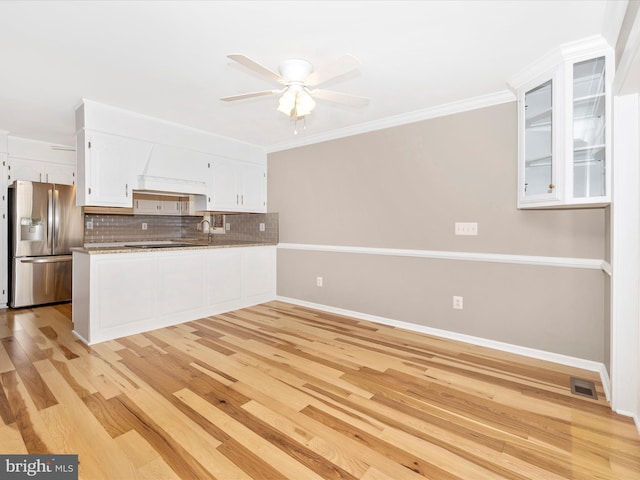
xmin=570 ymin=377 xmax=598 ymax=400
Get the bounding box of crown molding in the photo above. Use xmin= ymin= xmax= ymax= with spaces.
xmin=266 ymin=90 xmax=515 ymax=153
xmin=507 ymin=34 xmax=613 ymax=91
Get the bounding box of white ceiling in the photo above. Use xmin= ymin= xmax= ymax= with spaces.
xmin=0 ymin=1 xmax=616 ymax=151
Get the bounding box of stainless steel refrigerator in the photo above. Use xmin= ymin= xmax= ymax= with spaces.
xmin=8 ymin=180 xmax=83 ymax=308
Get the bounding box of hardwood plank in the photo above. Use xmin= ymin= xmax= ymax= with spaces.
xmin=1 ymin=370 xmax=50 ymax=453
xmin=217 ymin=438 xmax=291 ymax=480
xmin=0 ymin=423 xmax=27 ymax=453
xmin=1 ymin=337 xmax=57 ymax=410
xmin=0 ymin=341 xmax=16 ymax=373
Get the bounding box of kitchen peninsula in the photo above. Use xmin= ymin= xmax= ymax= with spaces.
xmin=72 ymin=241 xmax=276 ymax=344
xmin=68 ymin=98 xmax=276 ymax=345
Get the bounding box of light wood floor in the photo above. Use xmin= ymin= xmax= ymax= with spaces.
xmin=0 ymin=301 xmax=639 ymax=479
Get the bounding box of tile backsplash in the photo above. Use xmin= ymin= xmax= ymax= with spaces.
xmin=84 ymin=212 xmax=279 ymax=245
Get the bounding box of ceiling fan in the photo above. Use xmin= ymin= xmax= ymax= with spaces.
xmin=221 ymin=54 xmax=369 ymax=131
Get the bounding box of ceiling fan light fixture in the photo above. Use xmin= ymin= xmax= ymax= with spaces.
xmin=296 ymin=89 xmax=316 ymax=116
xmin=277 ymin=86 xmax=316 ymax=118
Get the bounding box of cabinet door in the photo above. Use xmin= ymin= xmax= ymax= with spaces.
xmin=179 ymin=197 xmax=192 ymax=215
xmin=239 ymin=163 xmax=266 ymax=213
xmin=159 ymin=195 xmax=183 ymax=216
xmin=8 ymin=158 xmax=76 ymax=186
xmin=571 ymin=56 xmax=607 ymax=200
xmin=82 ymin=132 xmax=151 ymax=207
xmin=519 ymin=75 xmax=561 ymax=206
xmin=244 ymin=247 xmax=276 ymax=300
xmin=7 ymin=158 xmax=44 ymax=183
xmin=85 ymin=133 xmax=132 ymax=207
xmin=45 ymin=163 xmax=76 ymax=186
xmin=209 ymin=158 xmax=239 ymax=211
xmin=94 ymin=255 xmax=157 ymax=330
xmin=158 ymin=252 xmax=204 ymax=318
xmin=133 ymin=194 xmax=160 ymax=214
xmin=205 ymin=249 xmax=243 ymax=306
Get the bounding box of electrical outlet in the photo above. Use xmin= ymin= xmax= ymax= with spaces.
xmin=142 ymin=223 xmax=147 ymax=230
xmin=86 ymin=220 xmax=93 ymax=230
xmin=259 ymin=223 xmax=265 ymax=232
xmin=455 ymin=222 xmax=478 ymax=236
xmin=316 ymin=276 xmax=323 ymax=287
xmin=453 ymin=296 xmax=464 ymax=309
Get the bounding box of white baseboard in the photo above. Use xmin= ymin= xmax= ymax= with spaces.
xmin=276 ymin=296 xmax=612 ymax=403
xmin=71 ymin=329 xmax=90 ymax=345
xmin=598 ymin=363 xmax=612 ymax=403
xmin=614 ymin=409 xmax=640 ymax=435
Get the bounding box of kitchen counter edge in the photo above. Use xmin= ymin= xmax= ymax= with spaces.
xmin=72 ymin=242 xmax=277 ymax=255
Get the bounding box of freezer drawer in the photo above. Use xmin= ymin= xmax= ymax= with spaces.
xmin=11 ymin=256 xmax=73 ymax=308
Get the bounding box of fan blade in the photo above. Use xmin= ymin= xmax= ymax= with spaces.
xmin=227 ymin=54 xmax=284 ymax=84
xmin=220 ymin=90 xmax=282 ymax=102
xmin=306 ymin=54 xmax=361 ymax=87
xmin=310 ymin=89 xmax=370 ymax=107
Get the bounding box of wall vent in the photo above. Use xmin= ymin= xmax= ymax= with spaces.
xmin=570 ymin=377 xmax=598 ymax=400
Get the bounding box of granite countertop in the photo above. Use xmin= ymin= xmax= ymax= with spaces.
xmin=72 ymin=240 xmax=277 ymax=255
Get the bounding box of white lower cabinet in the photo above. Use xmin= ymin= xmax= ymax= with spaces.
xmin=94 ymin=255 xmax=157 ymax=331
xmin=244 ymin=246 xmax=276 ymax=300
xmin=205 ymin=249 xmax=243 ymax=306
xmin=72 ymin=245 xmax=276 ymax=344
xmin=158 ymin=252 xmax=205 ymax=319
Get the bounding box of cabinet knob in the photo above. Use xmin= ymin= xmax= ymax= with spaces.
xmin=548 ymin=183 xmax=555 ymax=189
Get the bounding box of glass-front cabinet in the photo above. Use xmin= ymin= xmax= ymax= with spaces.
xmin=510 ymin=37 xmax=612 ymax=209
xmin=572 ymin=57 xmax=606 ymax=199
xmin=523 ymin=78 xmax=556 ymax=201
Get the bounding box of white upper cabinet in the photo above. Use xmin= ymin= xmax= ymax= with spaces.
xmin=8 ymin=158 xmax=76 ymax=186
xmin=508 ymin=36 xmax=613 ymax=209
xmin=240 ymin=162 xmax=267 ymax=212
xmin=206 ymin=157 xmax=237 ymax=211
xmin=7 ymin=137 xmax=77 ymax=186
xmin=77 ymin=130 xmax=151 ymax=207
xmin=205 ymin=158 xmax=267 ymax=213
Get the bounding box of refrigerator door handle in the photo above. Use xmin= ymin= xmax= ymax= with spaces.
xmin=47 ymin=188 xmax=54 ymax=251
xmin=53 ymin=187 xmax=60 ymax=253
xmin=19 ymin=256 xmax=72 ymax=264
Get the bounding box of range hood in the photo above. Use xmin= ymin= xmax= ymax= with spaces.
xmin=136 ymin=175 xmax=207 ymax=195
xmin=137 ymin=144 xmax=207 ymax=195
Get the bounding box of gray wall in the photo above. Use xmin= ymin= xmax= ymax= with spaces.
xmin=268 ymin=102 xmax=607 ymax=362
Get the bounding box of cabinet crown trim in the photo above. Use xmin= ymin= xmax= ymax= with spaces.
xmin=507 ymin=35 xmax=613 ymax=91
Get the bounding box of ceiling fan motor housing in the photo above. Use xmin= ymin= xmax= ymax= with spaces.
xmin=279 ymin=59 xmax=314 ymax=84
